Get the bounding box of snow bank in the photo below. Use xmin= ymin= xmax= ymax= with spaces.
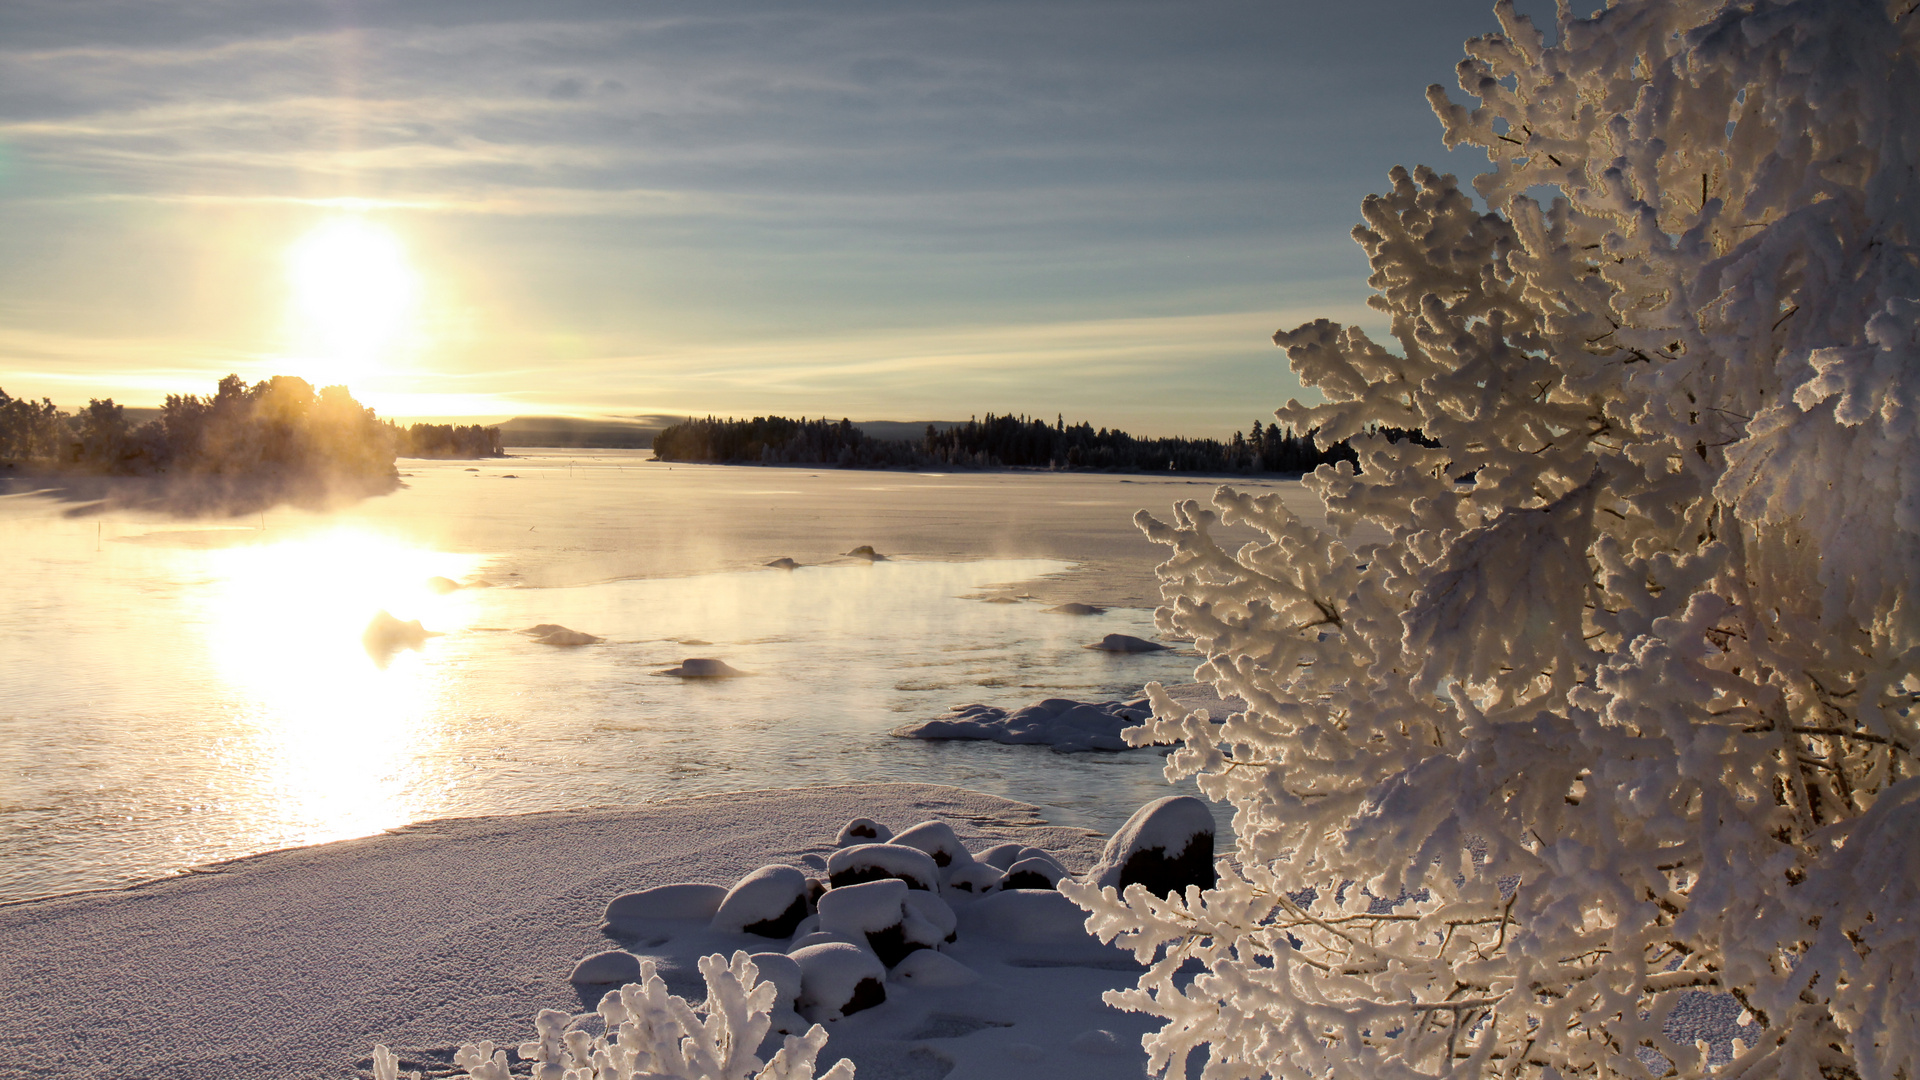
xmin=0 ymin=783 xmax=1114 ymax=1080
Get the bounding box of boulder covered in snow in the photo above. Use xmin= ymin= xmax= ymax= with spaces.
xmin=1087 ymin=633 xmax=1168 ymax=653
xmin=817 ymin=878 xmax=950 ymax=967
xmin=1001 ymin=856 xmax=1067 ymax=891
xmin=711 ymin=864 xmax=813 ymax=938
xmin=363 ymin=610 xmax=433 ymax=657
xmin=826 ymin=843 xmax=938 ymax=891
xmin=748 ymin=951 xmax=804 ymax=1007
xmin=890 ymin=821 xmax=971 ymax=869
xmin=974 ymin=842 xmax=1026 ymax=871
xmin=569 ymin=948 xmax=643 ymax=985
xmin=889 ymin=948 xmax=979 ymax=987
xmin=790 ymin=941 xmax=888 ymax=1022
xmin=842 ymin=545 xmax=886 ymax=561
xmin=942 ymin=862 xmax=1004 ymax=896
xmin=765 ymin=557 xmax=801 ymax=570
xmin=659 ymin=657 xmax=746 ymax=678
xmin=604 ymin=882 xmax=727 ymax=935
xmin=893 ymin=697 xmax=1151 ymax=752
xmin=1085 ymin=795 xmax=1216 ymax=898
xmin=833 ymin=818 xmax=892 ymax=846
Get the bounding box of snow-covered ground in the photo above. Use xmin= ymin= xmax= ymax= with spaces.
xmin=0 ymin=784 xmax=1166 ymax=1080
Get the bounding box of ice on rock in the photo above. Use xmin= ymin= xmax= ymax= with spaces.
xmin=765 ymin=557 xmax=801 ymax=570
xmin=833 ymin=818 xmax=892 ymax=846
xmin=942 ymin=862 xmax=1003 ymax=896
xmin=817 ymin=878 xmax=946 ymax=967
xmin=893 ymin=697 xmax=1152 ymax=753
xmin=973 ymin=842 xmax=1026 ymax=871
xmin=841 ymin=545 xmax=886 ymax=561
xmin=1043 ymin=602 xmax=1105 ymax=615
xmin=890 ymin=821 xmax=971 ymax=869
xmin=711 ymin=865 xmax=813 ymax=938
xmin=826 ymin=843 xmax=937 ymax=891
xmin=604 ymin=882 xmax=727 ymax=934
xmin=1086 ymin=633 xmax=1168 ymax=653
xmin=1001 ymin=856 xmax=1067 ymax=891
xmin=790 ymin=942 xmax=888 ymax=1022
xmin=568 ymin=948 xmax=642 ymax=985
xmin=659 ymin=657 xmax=746 ymax=678
xmin=1085 ymin=795 xmax=1216 ymax=898
xmin=888 ymin=948 xmax=979 ymax=987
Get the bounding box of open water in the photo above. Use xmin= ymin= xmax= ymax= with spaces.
xmin=0 ymin=452 xmax=1319 ymax=903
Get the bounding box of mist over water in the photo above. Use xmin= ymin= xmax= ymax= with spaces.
xmin=1 ymin=452 xmax=1315 ymax=903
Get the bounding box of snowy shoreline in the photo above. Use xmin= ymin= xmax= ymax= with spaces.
xmin=0 ymin=784 xmax=1153 ymax=1080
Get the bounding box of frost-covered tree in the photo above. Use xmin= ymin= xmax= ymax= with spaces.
xmin=1064 ymin=1 xmax=1920 ymax=1077
xmin=374 ymin=952 xmax=855 ymax=1080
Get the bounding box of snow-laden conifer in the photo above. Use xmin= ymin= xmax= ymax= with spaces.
xmin=1062 ymin=1 xmax=1920 ymax=1077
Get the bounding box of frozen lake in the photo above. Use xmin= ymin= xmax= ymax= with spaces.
xmin=0 ymin=452 xmax=1323 ymax=903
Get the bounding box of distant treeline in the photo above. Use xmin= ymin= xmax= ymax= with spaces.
xmin=392 ymin=422 xmax=504 ymax=458
xmin=652 ymin=412 xmax=1378 ymax=473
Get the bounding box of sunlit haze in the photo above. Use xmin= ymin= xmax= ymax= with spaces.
xmin=0 ymin=0 xmax=1585 ymax=435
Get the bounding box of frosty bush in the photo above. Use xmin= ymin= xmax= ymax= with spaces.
xmin=373 ymin=951 xmax=854 ymax=1080
xmin=1063 ymin=1 xmax=1920 ymax=1077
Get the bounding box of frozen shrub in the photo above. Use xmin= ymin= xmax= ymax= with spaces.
xmin=374 ymin=951 xmax=854 ymax=1079
xmin=1064 ymin=1 xmax=1920 ymax=1078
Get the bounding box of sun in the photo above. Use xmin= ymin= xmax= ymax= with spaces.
xmin=286 ymin=216 xmax=420 ymax=385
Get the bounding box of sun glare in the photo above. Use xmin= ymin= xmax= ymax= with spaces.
xmin=286 ymin=216 xmax=420 ymax=385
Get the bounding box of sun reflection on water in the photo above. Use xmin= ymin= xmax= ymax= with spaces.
xmin=200 ymin=528 xmax=483 ymax=849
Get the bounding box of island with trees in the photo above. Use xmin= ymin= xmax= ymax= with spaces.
xmin=0 ymin=374 xmax=502 ymax=513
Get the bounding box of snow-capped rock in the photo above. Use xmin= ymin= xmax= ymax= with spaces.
xmin=825 ymin=843 xmax=938 ymax=891
xmin=711 ymin=864 xmax=812 ymax=938
xmin=604 ymin=882 xmax=727 ymax=935
xmin=790 ymin=942 xmax=887 ymax=1022
xmin=1085 ymin=795 xmax=1216 ymax=897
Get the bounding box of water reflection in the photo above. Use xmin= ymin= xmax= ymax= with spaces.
xmin=200 ymin=528 xmax=484 ymax=852
xmin=3 ymin=522 xmax=1204 ymax=903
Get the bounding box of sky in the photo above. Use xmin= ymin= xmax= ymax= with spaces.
xmin=0 ymin=0 xmax=1573 ymax=437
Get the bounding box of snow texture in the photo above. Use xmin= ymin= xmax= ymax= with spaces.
xmin=0 ymin=783 xmax=1112 ymax=1080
